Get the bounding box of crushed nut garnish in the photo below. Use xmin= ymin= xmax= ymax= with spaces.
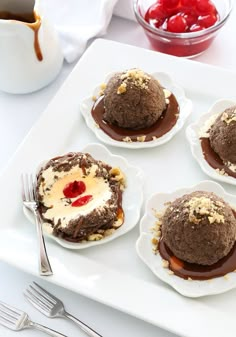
xmin=185 ymin=196 xmax=225 ymax=224
xmin=88 ymin=234 xmax=103 ymax=241
xmin=119 ymin=69 xmax=151 ymax=92
xmin=137 ymin=135 xmax=146 ymax=142
xmin=163 ymin=89 xmax=171 ymax=98
xmin=92 ymin=95 xmax=97 ymax=101
xmin=117 ymin=82 xmax=127 ymax=94
xmin=221 ymin=109 xmax=236 ymax=125
xmin=100 ymin=83 xmax=107 ymax=90
xmin=162 ymin=260 xmax=169 ymax=268
xmin=122 ymin=136 xmax=132 ymax=142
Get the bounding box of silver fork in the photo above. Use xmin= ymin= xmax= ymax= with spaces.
xmin=21 ymin=173 xmax=53 ymax=276
xmin=0 ymin=300 xmax=67 ymax=336
xmin=24 ymin=282 xmax=103 ymax=337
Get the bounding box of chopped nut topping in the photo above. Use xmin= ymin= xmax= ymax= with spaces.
xmin=109 ymin=167 xmax=126 ymax=187
xmin=104 ymin=228 xmax=115 ymax=237
xmin=163 ymin=89 xmax=171 ymax=98
xmin=215 ymin=168 xmax=228 ymax=176
xmin=152 ymin=237 xmax=159 ymax=245
xmin=221 ymin=109 xmax=236 ymax=125
xmin=137 ymin=135 xmax=146 ymax=142
xmin=185 ymin=196 xmax=225 ymax=224
xmin=225 ymin=161 xmax=236 ymax=173
xmin=117 ymin=82 xmax=127 ymax=94
xmin=162 ymin=260 xmax=169 ymax=268
xmin=119 ymin=69 xmax=151 ymax=91
xmin=122 ymin=136 xmax=132 ymax=143
xmin=100 ymin=83 xmax=107 ymax=90
xmin=88 ymin=234 xmax=103 ymax=241
xmin=92 ymin=95 xmax=97 ymax=101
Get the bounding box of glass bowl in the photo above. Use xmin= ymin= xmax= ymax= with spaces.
xmin=133 ymin=0 xmax=233 ymax=58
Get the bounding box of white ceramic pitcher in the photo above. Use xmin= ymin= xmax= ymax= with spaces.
xmin=0 ymin=0 xmax=63 ymax=94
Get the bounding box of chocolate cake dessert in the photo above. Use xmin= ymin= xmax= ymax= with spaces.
xmin=161 ymin=191 xmax=236 ymax=266
xmin=209 ymin=106 xmax=236 ymax=165
xmin=103 ymin=69 xmax=166 ymax=130
xmin=36 ymin=152 xmax=125 ymax=242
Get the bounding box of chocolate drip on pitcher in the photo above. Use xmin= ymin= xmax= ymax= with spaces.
xmin=0 ymin=10 xmax=43 ymax=61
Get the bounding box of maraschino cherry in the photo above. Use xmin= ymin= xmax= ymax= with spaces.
xmin=145 ymin=0 xmax=219 ymax=33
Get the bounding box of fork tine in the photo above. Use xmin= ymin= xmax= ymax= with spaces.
xmin=24 ymin=288 xmax=53 ymax=310
xmin=21 ymin=174 xmax=26 ymax=202
xmin=29 ymin=174 xmax=34 ymax=202
xmin=32 ymin=175 xmax=38 ymax=202
xmin=24 ymin=289 xmax=51 ymax=311
xmin=0 ymin=302 xmax=21 ymax=319
xmin=33 ymin=282 xmax=57 ymax=304
xmin=0 ymin=315 xmax=15 ymax=328
xmin=28 ymin=284 xmax=55 ymax=307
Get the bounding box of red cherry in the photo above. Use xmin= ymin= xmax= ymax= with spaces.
xmin=198 ymin=13 xmax=217 ymax=27
xmin=196 ymin=0 xmax=215 ymax=15
xmin=146 ymin=3 xmax=167 ymax=20
xmin=71 ymin=195 xmax=93 ymax=207
xmin=181 ymin=0 xmax=197 ymax=7
xmin=167 ymin=14 xmax=188 ymax=32
xmin=162 ymin=0 xmax=180 ymax=9
xmin=153 ymin=18 xmax=165 ymax=28
xmin=181 ymin=10 xmax=198 ymax=27
xmin=63 ymin=180 xmax=86 ymax=198
xmin=189 ymin=23 xmax=203 ymax=31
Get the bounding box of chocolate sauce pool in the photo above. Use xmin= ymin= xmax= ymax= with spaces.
xmin=91 ymin=94 xmax=179 ymax=142
xmin=159 ymin=210 xmax=236 ymax=280
xmin=201 ymin=138 xmax=236 ymax=179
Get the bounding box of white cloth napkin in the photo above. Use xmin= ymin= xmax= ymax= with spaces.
xmin=39 ymin=0 xmax=119 ymax=63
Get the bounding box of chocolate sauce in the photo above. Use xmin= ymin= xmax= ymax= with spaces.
xmin=201 ymin=138 xmax=236 ymax=179
xmin=91 ymin=94 xmax=179 ymax=142
xmin=159 ymin=210 xmax=236 ymax=280
xmin=0 ymin=11 xmax=43 ymax=61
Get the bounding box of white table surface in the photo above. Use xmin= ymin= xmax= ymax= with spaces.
xmin=0 ymin=6 xmax=236 ymax=337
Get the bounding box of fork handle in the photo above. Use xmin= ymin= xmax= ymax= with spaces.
xmin=64 ymin=311 xmax=103 ymax=337
xmin=34 ymin=210 xmax=53 ymax=276
xmin=31 ymin=321 xmax=68 ymax=337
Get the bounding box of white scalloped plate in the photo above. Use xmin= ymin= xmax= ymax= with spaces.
xmin=186 ymin=99 xmax=236 ymax=186
xmin=80 ymin=71 xmax=192 ymax=149
xmin=24 ymin=143 xmax=144 ymax=249
xmin=136 ymin=180 xmax=236 ymax=298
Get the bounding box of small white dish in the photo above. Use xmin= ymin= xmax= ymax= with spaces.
xmin=80 ymin=71 xmax=192 ymax=149
xmin=186 ymin=99 xmax=236 ymax=186
xmin=24 ymin=143 xmax=144 ymax=249
xmin=136 ymin=180 xmax=236 ymax=298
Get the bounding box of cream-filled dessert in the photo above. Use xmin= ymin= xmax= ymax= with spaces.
xmin=37 ymin=152 xmax=125 ymax=242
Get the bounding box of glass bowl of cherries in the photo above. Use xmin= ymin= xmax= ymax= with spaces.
xmin=133 ymin=0 xmax=233 ymax=57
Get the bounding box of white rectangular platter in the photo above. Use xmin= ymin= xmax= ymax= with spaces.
xmin=1 ymin=39 xmax=236 ymax=337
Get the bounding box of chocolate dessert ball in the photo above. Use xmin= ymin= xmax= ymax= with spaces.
xmin=103 ymin=69 xmax=166 ymax=130
xmin=161 ymin=191 xmax=236 ymax=265
xmin=209 ymin=106 xmax=236 ymax=164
